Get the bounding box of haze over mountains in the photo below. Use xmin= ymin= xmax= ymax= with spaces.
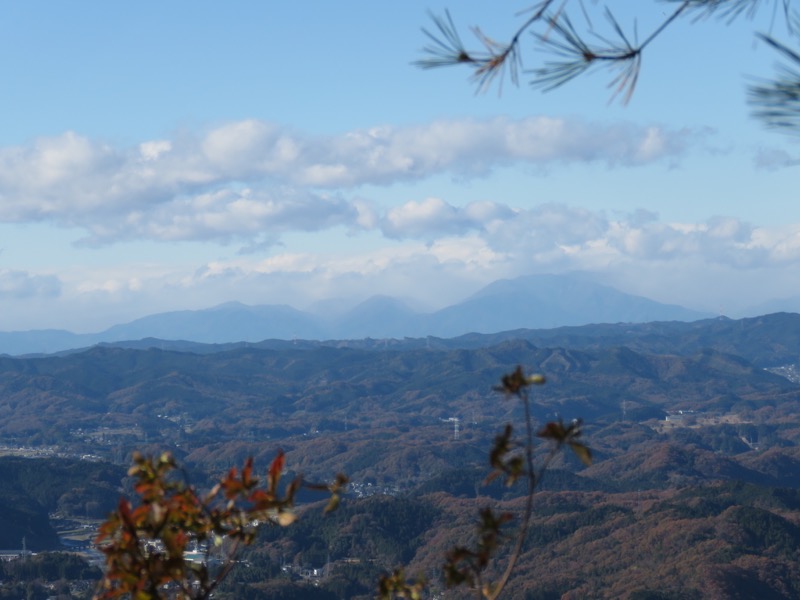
xmin=0 ymin=275 xmax=713 ymax=356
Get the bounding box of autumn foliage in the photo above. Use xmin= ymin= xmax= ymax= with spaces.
xmin=93 ymin=366 xmax=588 ymax=600
xmin=379 ymin=366 xmax=591 ymax=599
xmin=94 ymin=450 xmax=346 ymax=599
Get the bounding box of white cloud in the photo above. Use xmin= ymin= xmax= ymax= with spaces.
xmin=77 ymin=187 xmax=358 ymax=246
xmin=0 ymin=117 xmax=704 ymax=246
xmin=9 ymin=203 xmax=800 ymax=332
xmin=368 ymin=198 xmax=800 ymax=274
xmin=139 ymin=140 xmax=172 ymax=161
xmin=142 ymin=209 xmax=800 ymax=315
xmin=0 ymin=269 xmax=60 ymax=299
xmin=382 ymin=197 xmax=477 ymax=239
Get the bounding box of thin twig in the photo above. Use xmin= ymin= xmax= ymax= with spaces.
xmin=639 ymin=1 xmax=691 ymax=52
xmin=486 ymin=388 xmax=539 ymax=600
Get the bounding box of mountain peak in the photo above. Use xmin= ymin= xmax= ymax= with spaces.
xmin=0 ymin=274 xmax=712 ymax=354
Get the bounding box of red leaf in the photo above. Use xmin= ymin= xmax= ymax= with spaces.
xmin=117 ymin=498 xmax=133 ymax=525
xmin=268 ymin=449 xmax=285 ymax=491
xmin=242 ymin=457 xmax=254 ymax=487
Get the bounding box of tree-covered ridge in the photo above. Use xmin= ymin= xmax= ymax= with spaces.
xmin=0 ymin=458 xmax=125 ymax=549
xmin=205 ymin=480 xmax=800 ymax=599
xmin=0 ymin=553 xmax=101 ymax=600
xmin=71 ymin=311 xmax=800 ymax=367
xmin=9 ymin=472 xmax=797 ymax=599
xmin=0 ymin=330 xmax=798 ymax=460
xmin=2 ymin=314 xmax=800 ymax=596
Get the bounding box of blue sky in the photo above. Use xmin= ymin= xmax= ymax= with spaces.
xmin=1 ymin=1 xmax=799 ymax=331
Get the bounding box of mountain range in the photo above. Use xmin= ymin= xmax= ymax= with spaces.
xmin=3 ymin=313 xmax=799 ymax=477
xmin=3 ymin=304 xmax=800 ymax=597
xmin=0 ymin=274 xmax=710 ymax=355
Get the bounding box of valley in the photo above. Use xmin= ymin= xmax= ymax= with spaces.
xmin=2 ymin=313 xmax=800 ymax=598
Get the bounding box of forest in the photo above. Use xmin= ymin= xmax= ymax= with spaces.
xmin=2 ymin=313 xmax=800 ymax=597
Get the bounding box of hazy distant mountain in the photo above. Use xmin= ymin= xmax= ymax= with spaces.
xmin=329 ymin=295 xmax=419 ymax=339
xmin=739 ymin=296 xmax=800 ymax=317
xmin=0 ymin=274 xmax=713 ymax=355
xmin=85 ymin=312 xmax=800 ymax=374
xmin=102 ymin=301 xmax=323 ymax=343
xmin=0 ymin=329 xmax=96 ymax=357
xmin=422 ymin=274 xmax=710 ymax=337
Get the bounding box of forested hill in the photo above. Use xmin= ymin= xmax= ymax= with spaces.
xmin=0 ymin=343 xmax=792 ymax=434
xmin=0 ymin=458 xmax=125 ymax=549
xmin=83 ymin=311 xmax=800 ymax=369
xmin=3 ymin=313 xmax=800 ymax=596
xmin=0 ymin=322 xmax=797 ymax=478
xmin=450 ymin=311 xmax=800 ymax=366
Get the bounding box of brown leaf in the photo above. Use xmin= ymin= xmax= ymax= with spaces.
xmin=569 ymin=441 xmax=593 ymax=466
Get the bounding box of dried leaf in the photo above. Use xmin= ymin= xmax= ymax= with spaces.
xmin=275 ymin=510 xmax=297 ymax=526
xmin=268 ymin=449 xmax=285 ymax=492
xmin=569 ymin=441 xmax=593 ymax=466
xmin=324 ymin=494 xmax=341 ymax=514
xmin=537 ymin=421 xmax=568 ymax=442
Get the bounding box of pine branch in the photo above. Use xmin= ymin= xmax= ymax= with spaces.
xmin=415 ymin=0 xmax=797 ymax=107
xmin=750 ymin=33 xmax=800 ymax=130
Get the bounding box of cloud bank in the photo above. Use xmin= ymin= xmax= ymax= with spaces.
xmin=0 ymin=117 xmax=700 ymax=245
xmin=9 ymin=202 xmax=800 ymax=329
xmin=2 ymin=116 xmax=794 ymax=331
